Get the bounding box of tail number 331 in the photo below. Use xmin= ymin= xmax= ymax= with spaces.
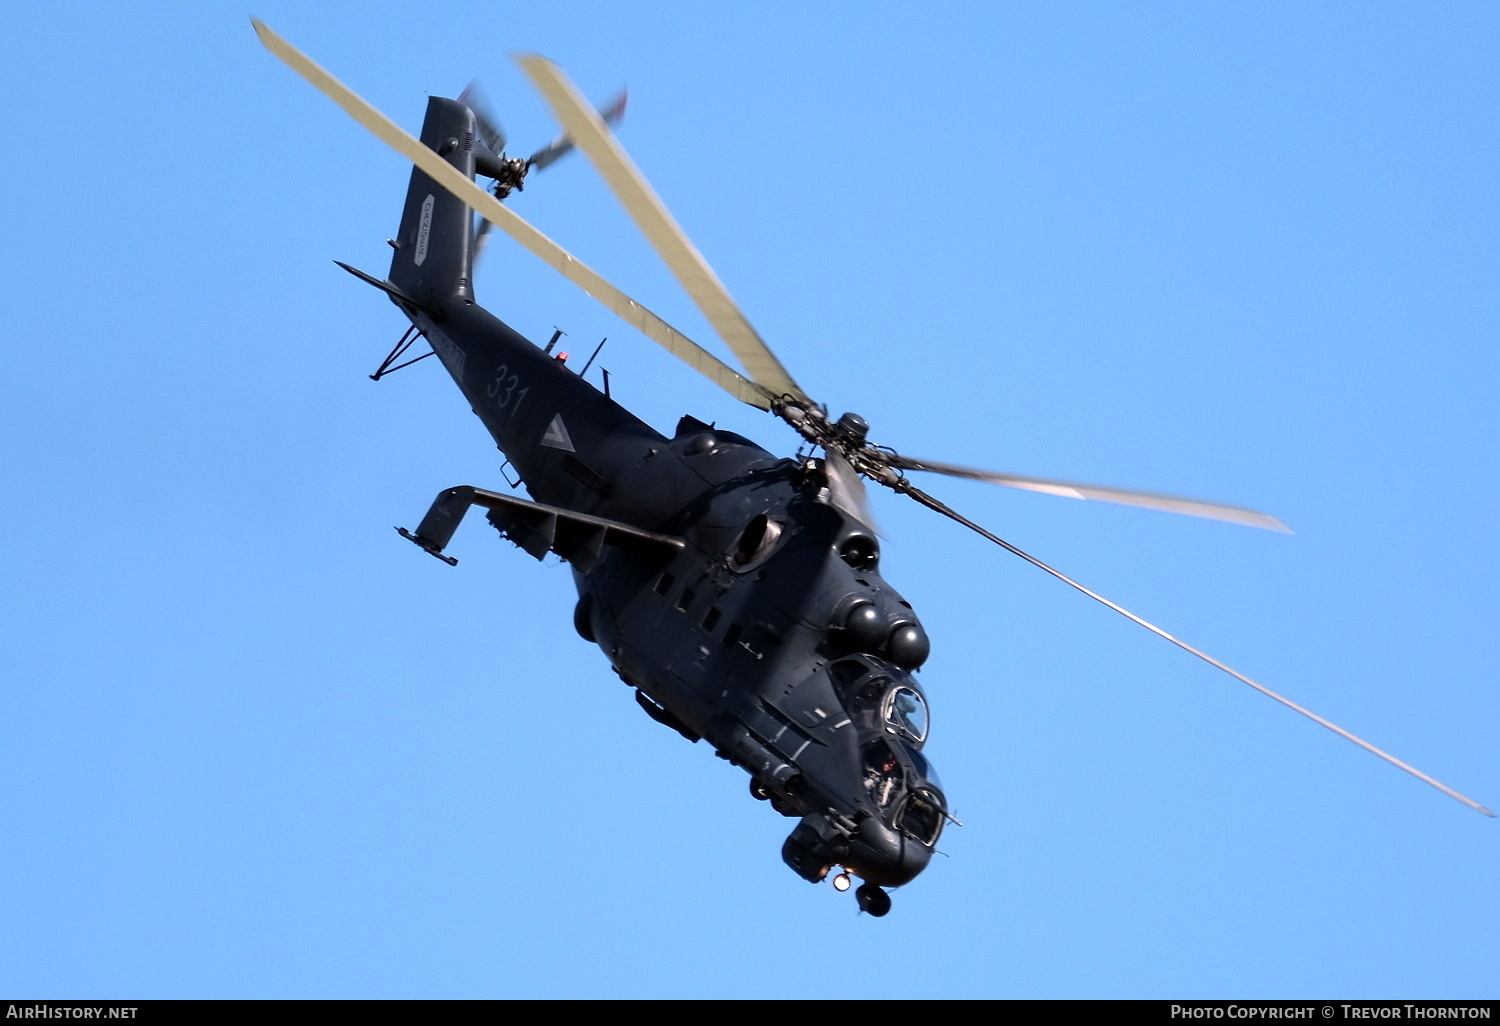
xmin=487 ymin=364 xmax=529 ymax=417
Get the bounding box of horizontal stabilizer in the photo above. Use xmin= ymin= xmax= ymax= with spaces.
xmin=334 ymin=260 xmax=439 ymax=316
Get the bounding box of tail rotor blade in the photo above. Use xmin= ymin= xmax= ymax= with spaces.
xmin=894 ymin=479 xmax=1494 ymax=818
xmin=458 ymin=79 xmax=506 ymax=154
xmin=527 ymin=88 xmax=627 ymax=170
xmin=471 ymin=213 xmax=493 ymax=265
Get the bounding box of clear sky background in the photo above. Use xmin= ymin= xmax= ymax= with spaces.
xmin=2 ymin=0 xmax=1497 ymax=999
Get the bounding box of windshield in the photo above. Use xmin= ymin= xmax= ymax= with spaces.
xmin=898 ymin=789 xmax=945 ymax=846
xmin=886 ymin=686 xmax=928 ymax=743
xmin=905 ymin=746 xmax=942 ymax=792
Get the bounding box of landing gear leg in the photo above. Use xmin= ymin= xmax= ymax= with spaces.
xmin=855 ymin=882 xmax=891 ymax=917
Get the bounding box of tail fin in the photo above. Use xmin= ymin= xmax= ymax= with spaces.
xmin=388 ymin=97 xmax=477 ymax=306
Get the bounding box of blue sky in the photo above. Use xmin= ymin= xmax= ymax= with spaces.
xmin=2 ymin=1 xmax=1497 ymax=998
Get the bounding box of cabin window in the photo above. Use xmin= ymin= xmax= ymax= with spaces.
xmin=850 ymin=676 xmax=893 ymax=732
xmin=676 ymin=586 xmax=697 ymax=612
xmin=701 ymin=607 xmax=722 ymax=632
xmin=655 ymin=571 xmax=675 ymax=596
xmin=828 ymin=658 xmax=870 ymax=697
xmin=722 ymin=622 xmax=742 ymax=649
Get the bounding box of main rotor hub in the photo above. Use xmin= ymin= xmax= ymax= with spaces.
xmin=772 ymin=400 xmax=907 ymax=490
xmin=836 ymin=412 xmax=870 ymax=444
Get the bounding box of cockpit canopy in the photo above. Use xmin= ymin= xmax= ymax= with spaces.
xmin=860 ymin=739 xmax=947 ymax=846
xmin=834 ymin=656 xmax=945 ymax=846
xmin=830 ymin=656 xmax=931 ymax=748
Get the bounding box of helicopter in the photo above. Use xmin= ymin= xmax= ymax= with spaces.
xmin=253 ymin=21 xmax=1492 ymax=917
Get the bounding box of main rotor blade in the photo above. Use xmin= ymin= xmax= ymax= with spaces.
xmin=252 ymin=20 xmax=771 ymax=411
xmin=896 ymin=480 xmax=1494 ymax=817
xmin=516 ymin=54 xmax=808 ymax=403
xmin=824 ymin=448 xmax=880 ymax=533
xmin=889 ymin=454 xmax=1291 ymax=533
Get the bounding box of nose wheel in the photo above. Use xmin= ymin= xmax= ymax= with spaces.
xmin=855 ymin=882 xmax=892 ymax=917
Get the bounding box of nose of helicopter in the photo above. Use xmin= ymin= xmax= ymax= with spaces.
xmin=845 ymin=815 xmax=933 ymax=887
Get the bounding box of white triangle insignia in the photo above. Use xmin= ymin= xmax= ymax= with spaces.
xmin=540 ymin=414 xmax=575 ymax=452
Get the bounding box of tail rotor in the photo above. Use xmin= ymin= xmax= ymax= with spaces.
xmin=460 ymin=79 xmax=626 ymax=267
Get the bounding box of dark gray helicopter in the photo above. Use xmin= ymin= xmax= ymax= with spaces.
xmin=255 ymin=22 xmax=1493 ymax=917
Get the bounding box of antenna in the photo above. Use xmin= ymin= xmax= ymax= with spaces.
xmin=580 ymin=337 xmax=607 ymax=377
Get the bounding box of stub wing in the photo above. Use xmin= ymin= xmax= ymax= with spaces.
xmin=401 ymin=486 xmax=684 ymax=573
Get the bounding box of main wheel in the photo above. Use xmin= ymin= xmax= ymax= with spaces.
xmin=855 ymin=883 xmax=891 ymax=917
